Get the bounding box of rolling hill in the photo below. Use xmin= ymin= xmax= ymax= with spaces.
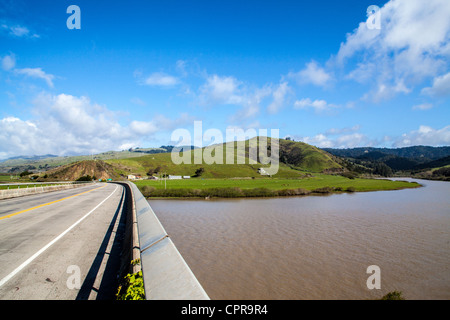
xmin=103 ymin=138 xmax=343 ymax=179
xmin=324 ymin=146 xmax=450 ymax=174
xmin=0 ymin=147 xmax=173 ymax=174
xmin=40 ymin=160 xmax=122 ymax=181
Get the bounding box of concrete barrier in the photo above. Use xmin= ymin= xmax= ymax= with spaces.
xmin=0 ymin=182 xmax=96 ymax=200
xmin=124 ymin=181 xmax=209 ymax=300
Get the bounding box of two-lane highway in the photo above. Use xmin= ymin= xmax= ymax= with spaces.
xmin=0 ymin=183 xmax=126 ymax=300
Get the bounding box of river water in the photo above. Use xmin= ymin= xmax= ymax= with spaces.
xmin=149 ymin=178 xmax=450 ymax=300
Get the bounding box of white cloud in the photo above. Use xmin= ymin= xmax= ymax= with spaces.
xmin=198 ymin=74 xmax=243 ymax=105
xmin=336 ymin=0 xmax=450 ymax=101
xmin=325 ymin=125 xmax=361 ymax=135
xmin=394 ymin=125 xmax=450 ymax=147
xmin=10 ymin=25 xmax=29 ymax=37
xmin=302 ymin=132 xmax=370 ymax=149
xmin=1 ymin=53 xmax=15 ymax=70
xmin=295 ymin=125 xmax=370 ymax=149
xmin=300 ymin=134 xmax=334 ymax=148
xmin=233 ymin=86 xmax=272 ymax=120
xmin=289 ymin=60 xmax=332 ymax=87
xmin=364 ymin=79 xmax=411 ymax=102
xmin=143 ymin=72 xmax=179 ymax=87
xmin=267 ymin=82 xmax=290 ymax=114
xmin=130 ymin=97 xmax=146 ymax=106
xmin=0 ymin=93 xmax=193 ymax=159
xmin=421 ymin=72 xmax=450 ymax=97
xmin=1 ymin=23 xmax=39 ymax=38
xmin=129 ymin=120 xmax=158 ymax=135
xmin=412 ymin=103 xmax=433 ymax=111
xmin=1 ymin=53 xmax=56 ymax=87
xmin=14 ymin=67 xmax=55 ymax=88
xmin=294 ymin=98 xmax=337 ymax=112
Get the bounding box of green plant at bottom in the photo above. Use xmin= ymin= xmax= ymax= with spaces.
xmin=380 ymin=291 xmax=405 ymax=300
xmin=116 ymin=269 xmax=145 ymax=300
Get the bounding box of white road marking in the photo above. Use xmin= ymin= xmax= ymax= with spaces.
xmin=0 ymin=184 xmax=119 ymax=288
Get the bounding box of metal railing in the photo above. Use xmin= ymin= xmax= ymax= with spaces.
xmin=0 ymin=181 xmax=96 ymax=200
xmin=126 ymin=181 xmax=209 ymax=300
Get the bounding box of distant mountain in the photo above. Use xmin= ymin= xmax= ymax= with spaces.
xmin=356 ymin=152 xmax=419 ymax=171
xmin=0 ymin=147 xmax=175 ymax=173
xmin=323 ymin=146 xmax=450 ymax=162
xmin=413 ymin=155 xmax=450 ymax=170
xmin=323 ymin=146 xmax=450 ymax=173
xmin=1 ymin=154 xmax=58 ymax=162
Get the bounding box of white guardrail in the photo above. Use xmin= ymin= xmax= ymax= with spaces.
xmin=0 ymin=181 xmax=95 ymax=200
xmin=127 ymin=182 xmax=210 ymax=300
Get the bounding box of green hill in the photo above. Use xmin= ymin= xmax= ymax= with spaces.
xmin=0 ymin=148 xmax=173 ymax=174
xmin=105 ymin=138 xmax=342 ymax=178
xmin=279 ymin=139 xmax=341 ymax=172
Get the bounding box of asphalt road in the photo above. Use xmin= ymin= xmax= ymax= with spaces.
xmin=0 ymin=183 xmax=126 ymax=300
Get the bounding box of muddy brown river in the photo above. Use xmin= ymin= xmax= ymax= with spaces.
xmin=149 ymin=178 xmax=450 ymax=300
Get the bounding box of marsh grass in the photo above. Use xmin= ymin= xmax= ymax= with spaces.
xmin=137 ymin=176 xmax=420 ymax=198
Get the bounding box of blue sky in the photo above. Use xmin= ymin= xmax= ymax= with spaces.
xmin=0 ymin=0 xmax=449 ymax=159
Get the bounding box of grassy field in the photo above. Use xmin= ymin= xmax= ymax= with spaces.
xmin=134 ymin=175 xmax=421 ymax=198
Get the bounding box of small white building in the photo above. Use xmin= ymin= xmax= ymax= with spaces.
xmin=258 ymin=168 xmax=270 ymax=176
xmin=168 ymin=175 xmax=182 ymax=180
xmin=127 ymin=175 xmax=137 ymax=180
xmin=183 ymin=176 xmax=191 ymax=179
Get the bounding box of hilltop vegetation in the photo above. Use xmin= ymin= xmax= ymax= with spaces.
xmin=324 ymin=146 xmax=450 ymax=180
xmin=106 ymin=138 xmax=342 ymax=179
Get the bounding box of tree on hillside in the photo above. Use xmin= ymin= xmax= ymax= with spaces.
xmin=19 ymin=170 xmax=33 ymax=177
xmin=194 ymin=167 xmax=205 ymax=177
xmin=77 ymin=175 xmax=95 ymax=181
xmin=373 ymin=162 xmax=393 ymax=177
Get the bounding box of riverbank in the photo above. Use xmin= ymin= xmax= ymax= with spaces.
xmin=135 ymin=175 xmax=422 ymax=199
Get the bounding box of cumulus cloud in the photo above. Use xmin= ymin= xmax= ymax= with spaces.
xmin=267 ymin=82 xmax=290 ymax=114
xmin=14 ymin=67 xmax=55 ymax=88
xmin=1 ymin=53 xmax=56 ymax=88
xmin=412 ymin=103 xmax=433 ymax=111
xmin=297 ymin=124 xmax=450 ymax=149
xmin=302 ymin=132 xmax=369 ymax=149
xmin=0 ymin=93 xmax=192 ymax=159
xmin=1 ymin=23 xmax=40 ymax=38
xmin=198 ymin=74 xmax=243 ymax=106
xmin=143 ymin=72 xmax=179 ymax=87
xmin=198 ymin=74 xmax=292 ymax=119
xmin=394 ymin=125 xmax=450 ymax=147
xmin=288 ymin=60 xmax=332 ymax=87
xmin=294 ymin=98 xmax=338 ymax=112
xmin=231 ymin=86 xmax=272 ymax=120
xmin=294 ymin=125 xmax=371 ymax=149
xmin=336 ymin=0 xmax=450 ymax=101
xmin=1 ymin=53 xmax=15 ymax=70
xmin=421 ymin=72 xmax=450 ymax=97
